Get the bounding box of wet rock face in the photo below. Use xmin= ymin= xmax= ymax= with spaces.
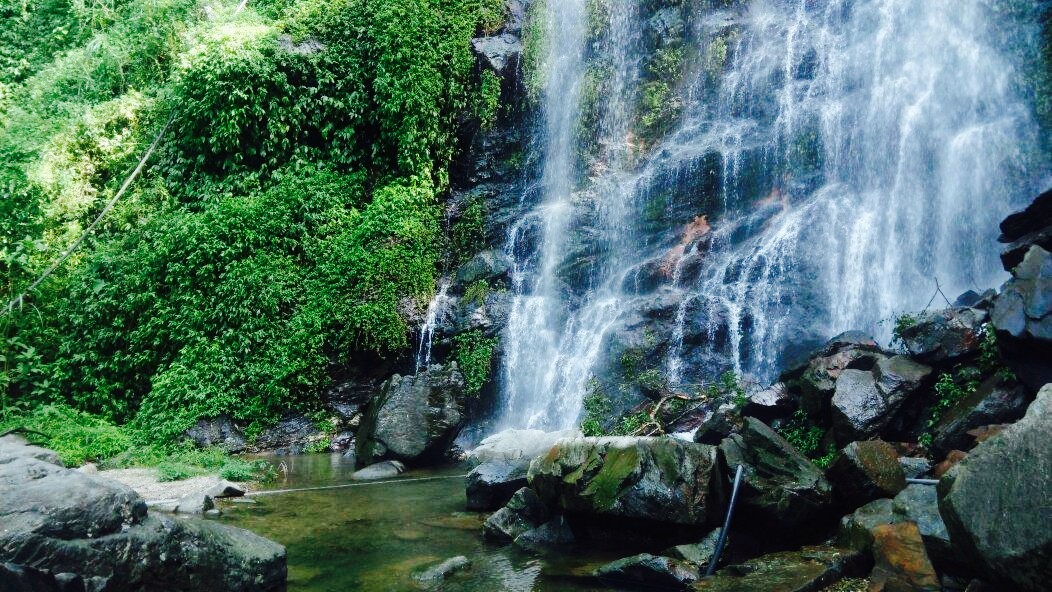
xmin=0 ymin=440 xmax=286 ymax=592
xmin=465 ymin=460 xmax=528 ymax=511
xmin=786 ymin=331 xmax=886 ymax=421
xmin=829 ymin=356 xmax=931 ymax=446
xmin=868 ymin=522 xmax=940 ymax=592
xmin=897 ymin=307 xmax=988 ymax=363
xmin=527 ymin=436 xmax=725 ymax=528
xmin=355 ymin=364 xmax=467 ymax=466
xmin=991 ymin=246 xmax=1052 ymax=389
xmin=930 ymin=376 xmax=1028 ymax=457
xmin=998 ymin=187 xmax=1052 ymax=271
xmin=938 ymin=384 xmax=1052 ymax=591
xmin=826 ymin=440 xmax=906 ymax=509
xmin=719 ymin=417 xmax=833 ymax=532
xmin=182 ymin=415 xmax=246 ymax=453
xmin=254 ymin=414 xmax=321 ymax=455
xmin=482 ymin=487 xmax=550 ymax=544
xmin=595 ymin=553 xmax=698 ymax=591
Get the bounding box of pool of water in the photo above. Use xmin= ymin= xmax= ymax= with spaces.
xmin=218 ymin=454 xmax=635 ymax=592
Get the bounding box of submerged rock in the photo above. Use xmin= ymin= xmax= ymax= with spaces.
xmin=938 ymin=384 xmax=1052 ymax=591
xmin=465 ymin=460 xmax=528 ymax=511
xmin=527 ymin=436 xmax=724 ymax=527
xmin=694 ymin=546 xmax=865 ymax=591
xmin=482 ymin=487 xmax=550 ymax=544
xmin=355 ymin=364 xmax=467 ymax=466
xmin=718 ymin=418 xmax=832 ymax=531
xmin=351 ymin=460 xmax=405 ymax=480
xmin=826 ymin=440 xmax=906 ymax=508
xmin=595 ymin=553 xmax=698 ymax=591
xmin=513 ymin=515 xmax=575 ymax=555
xmin=412 ymin=556 xmax=471 ymax=586
xmin=664 ymin=527 xmax=722 ymax=570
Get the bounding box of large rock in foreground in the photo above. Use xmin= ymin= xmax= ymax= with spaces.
xmin=355 ymin=363 xmax=467 ymax=466
xmin=938 ymin=384 xmax=1052 ymax=591
xmin=527 ymin=436 xmax=724 ymax=527
xmin=718 ymin=418 xmax=833 ymax=532
xmin=0 ymin=442 xmax=286 ymax=592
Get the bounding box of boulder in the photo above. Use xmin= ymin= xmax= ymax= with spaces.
xmin=181 ymin=416 xmax=246 ymax=453
xmin=693 ymin=405 xmax=743 ymax=445
xmin=742 ymin=382 xmax=793 ymax=422
xmin=868 ymin=522 xmax=940 ymax=592
xmin=787 ymin=332 xmax=886 ymax=421
xmin=355 ymin=364 xmax=467 ymax=466
xmin=897 ymin=308 xmax=988 ymax=363
xmin=468 ymin=429 xmax=584 ymax=465
xmin=594 ymin=553 xmax=698 ymax=591
xmin=998 ymin=188 xmax=1052 ymax=271
xmin=513 ymin=515 xmax=575 ymax=554
xmin=694 ymin=546 xmax=866 ymax=591
xmin=0 ymin=562 xmax=80 ymax=592
xmin=465 ymin=460 xmax=528 ymax=511
xmin=0 ymin=435 xmax=64 ymax=467
xmin=837 ymin=498 xmax=897 ymax=551
xmin=471 ymin=34 xmax=522 ymax=77
xmin=830 ymin=369 xmax=886 ymax=444
xmin=898 ymin=457 xmax=931 ymax=480
xmin=874 ymin=356 xmax=932 ymax=408
xmin=454 ymin=249 xmax=512 ymax=286
xmin=482 ymin=487 xmax=550 ymax=544
xmin=931 ymin=376 xmax=1028 ymax=456
xmin=826 ymin=440 xmax=906 ymax=509
xmin=718 ymin=418 xmax=833 ymax=531
xmin=0 ymin=444 xmax=286 ymax=592
xmin=527 ymin=436 xmax=724 ymax=527
xmin=991 ymin=246 xmax=1052 ymax=388
xmin=351 ymin=460 xmax=405 ymax=481
xmin=153 ymin=491 xmax=214 ymax=515
xmin=938 ymin=384 xmax=1052 ymax=591
xmin=253 ymin=414 xmax=320 ymax=455
xmin=664 ymin=527 xmax=722 ymax=570
xmin=892 ymin=485 xmax=952 ymax=569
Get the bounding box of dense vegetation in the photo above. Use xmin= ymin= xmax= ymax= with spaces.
xmin=1 ymin=0 xmax=504 ymax=463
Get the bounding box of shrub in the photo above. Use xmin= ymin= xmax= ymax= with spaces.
xmin=454 ymin=329 xmax=498 ymax=397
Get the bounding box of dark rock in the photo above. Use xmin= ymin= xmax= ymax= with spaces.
xmin=992 ymin=246 xmax=1052 ymax=341
xmin=837 ymin=498 xmax=897 ymax=551
xmin=454 ymin=249 xmax=512 ymax=286
xmin=355 ymin=364 xmax=467 ymax=466
xmin=664 ymin=527 xmax=722 ymax=569
xmin=482 ymin=487 xmax=550 ymax=544
xmin=938 ymin=384 xmax=1052 ymax=591
xmin=182 ymin=415 xmax=247 ymax=453
xmin=743 ymin=382 xmax=793 ymax=422
xmin=953 ymin=290 xmax=983 ymax=308
xmin=874 ymin=356 xmax=932 ymax=408
xmin=0 ymin=562 xmax=78 ymax=592
xmin=527 ymin=436 xmax=724 ymax=527
xmin=412 ymin=556 xmax=470 ymax=586
xmin=931 ymin=376 xmax=1029 ymax=456
xmin=826 ymin=440 xmax=906 ymax=509
xmin=471 ymin=34 xmax=522 ymax=77
xmin=897 ymin=308 xmax=988 ymax=363
xmin=0 ymin=445 xmax=286 ymax=592
xmin=694 ymin=546 xmax=866 ymax=591
xmin=868 ymin=522 xmax=940 ymax=592
xmin=933 ymin=450 xmax=968 ymax=479
xmin=830 ymin=369 xmax=886 ymax=444
xmin=513 ymin=515 xmax=575 ymax=554
xmin=465 ymin=460 xmax=528 ymax=511
xmin=998 ymin=188 xmax=1052 ymax=270
xmin=595 ymin=553 xmax=698 ymax=591
xmin=693 ymin=405 xmax=743 ymax=445
xmin=254 ymin=414 xmax=320 ymax=455
xmin=718 ymin=418 xmax=833 ymax=531
xmin=898 ymin=457 xmax=932 ymax=480
xmin=351 ymin=460 xmax=405 ymax=480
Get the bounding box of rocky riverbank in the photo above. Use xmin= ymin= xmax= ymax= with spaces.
xmin=0 ymin=435 xmax=286 ymax=592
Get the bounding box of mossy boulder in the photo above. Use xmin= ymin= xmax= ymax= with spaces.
xmin=826 ymin=440 xmax=906 ymax=509
xmin=527 ymin=436 xmax=724 ymax=527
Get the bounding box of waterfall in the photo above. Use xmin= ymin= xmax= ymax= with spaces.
xmin=415 ymin=278 xmax=452 ymax=373
xmin=497 ymin=0 xmax=1048 ymax=430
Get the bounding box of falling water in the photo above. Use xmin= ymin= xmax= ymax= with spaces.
xmin=415 ymin=279 xmax=452 ymax=373
xmin=497 ymin=0 xmax=1048 ymax=430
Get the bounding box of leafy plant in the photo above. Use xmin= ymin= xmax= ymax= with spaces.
xmin=463 ymin=280 xmax=490 ymax=306
xmin=454 ymin=329 xmax=498 ymax=397
xmin=581 ymin=379 xmax=611 ymax=436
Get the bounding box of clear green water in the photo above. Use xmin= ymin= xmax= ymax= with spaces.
xmin=218 ymin=454 xmax=634 ymax=592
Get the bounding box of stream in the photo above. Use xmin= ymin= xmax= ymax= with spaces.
xmin=219 ymin=454 xmax=632 ymax=592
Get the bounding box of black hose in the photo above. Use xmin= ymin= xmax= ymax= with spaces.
xmin=705 ymin=464 xmax=745 ymax=577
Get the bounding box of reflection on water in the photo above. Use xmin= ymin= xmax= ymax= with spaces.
xmin=219 ymin=454 xmax=631 ymax=591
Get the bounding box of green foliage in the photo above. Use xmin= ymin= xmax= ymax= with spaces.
xmin=463 ymin=280 xmax=490 ymax=306
xmin=919 ymin=371 xmax=978 ymax=449
xmin=705 ymin=371 xmax=746 ymax=408
xmin=778 ymin=409 xmax=823 ymax=457
xmin=612 ymin=410 xmax=649 ymax=436
xmin=520 ymin=0 xmax=549 ymax=103
xmin=581 ymin=379 xmax=611 ymax=436
xmin=0 ymin=403 xmax=132 ymax=465
xmin=636 ymin=368 xmax=667 ymax=393
xmin=475 ymin=70 xmax=502 ymax=130
xmin=892 ymin=313 xmax=917 ymax=345
xmin=451 ymin=197 xmax=486 ymax=263
xmin=453 ymin=329 xmax=497 ymax=397
xmin=157 ymin=460 xmax=201 ymax=481
xmin=219 ymin=458 xmax=273 ymax=482
xmin=619 ymin=347 xmax=646 ymax=380
xmin=636 ymin=80 xmax=681 ymax=142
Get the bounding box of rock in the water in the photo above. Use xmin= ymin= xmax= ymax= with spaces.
xmin=465 ymin=460 xmax=528 ymax=511
xmin=868 ymin=522 xmax=940 ymax=592
xmin=482 ymin=487 xmax=550 ymax=544
xmin=938 ymin=384 xmax=1052 ymax=591
xmin=664 ymin=527 xmax=722 ymax=569
xmin=527 ymin=436 xmax=724 ymax=527
xmin=694 ymin=546 xmax=865 ymax=591
xmin=154 ymin=491 xmax=214 ymax=515
xmin=931 ymin=376 xmax=1028 ymax=456
xmin=595 ymin=553 xmax=698 ymax=591
xmin=351 ymin=460 xmax=405 ymax=480
xmin=719 ymin=418 xmax=833 ymax=531
xmin=897 ymin=308 xmax=988 ymax=363
xmin=466 ymin=428 xmax=582 ymax=465
xmin=0 ymin=442 xmax=286 ymax=592
xmin=182 ymin=415 xmax=246 ymax=453
xmin=355 ymin=364 xmax=467 ymax=465
xmin=513 ymin=515 xmax=575 ymax=554
xmin=892 ymin=484 xmax=952 ymax=570
xmin=412 ymin=556 xmax=470 ymax=586
xmin=826 ymin=440 xmax=906 ymax=508
xmin=203 ymin=479 xmax=246 ymax=498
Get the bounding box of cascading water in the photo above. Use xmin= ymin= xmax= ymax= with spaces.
xmin=416 ymin=278 xmax=452 ymax=372
xmin=497 ymin=0 xmax=1048 ymax=431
